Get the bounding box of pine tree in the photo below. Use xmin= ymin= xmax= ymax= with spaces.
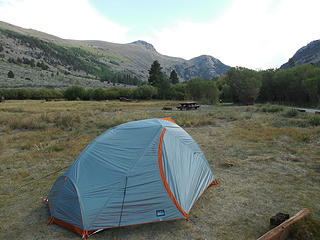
xmin=169 ymin=70 xmax=179 ymax=84
xmin=289 ymin=58 xmax=295 ymax=67
xmin=148 ymin=60 xmax=163 ymax=86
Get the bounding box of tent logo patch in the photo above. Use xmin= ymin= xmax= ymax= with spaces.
xmin=156 ymin=210 xmax=165 ymax=217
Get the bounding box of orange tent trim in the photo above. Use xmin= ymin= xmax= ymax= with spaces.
xmin=160 ymin=117 xmax=177 ymax=124
xmin=48 ymin=215 xmax=185 ymax=238
xmin=48 ymin=216 xmax=95 ymax=238
xmin=208 ymin=178 xmax=218 ymax=187
xmin=158 ymin=128 xmax=188 ymax=219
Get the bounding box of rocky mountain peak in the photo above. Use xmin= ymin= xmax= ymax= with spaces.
xmin=0 ymin=21 xmax=231 ymax=87
xmin=191 ymin=55 xmax=220 ymax=64
xmin=281 ymin=39 xmax=320 ymax=69
xmin=130 ymin=40 xmax=156 ymax=51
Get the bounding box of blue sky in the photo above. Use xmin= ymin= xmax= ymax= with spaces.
xmin=89 ymin=0 xmax=231 ymax=39
xmin=0 ymin=0 xmax=319 ymax=69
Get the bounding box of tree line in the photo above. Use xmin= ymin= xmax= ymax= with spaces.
xmin=218 ymin=64 xmax=320 ymax=105
xmin=0 ymin=60 xmax=220 ymax=102
xmin=147 ymin=60 xmax=219 ymax=103
xmin=0 ymin=83 xmax=209 ymax=102
xmin=2 ymin=60 xmax=319 ymax=105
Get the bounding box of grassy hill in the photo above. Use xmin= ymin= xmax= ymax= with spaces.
xmin=0 ymin=21 xmax=230 ymax=89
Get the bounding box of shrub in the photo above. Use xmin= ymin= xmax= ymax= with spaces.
xmin=7 ymin=70 xmax=14 ymax=78
xmin=225 ymin=67 xmax=261 ymax=104
xmin=116 ymin=87 xmax=133 ymax=99
xmin=31 ymin=88 xmax=63 ymax=99
xmin=110 ymin=60 xmax=119 ymax=65
xmin=37 ymin=61 xmax=49 ymax=70
xmin=171 ymin=83 xmax=187 ymax=100
xmin=132 ymin=85 xmax=157 ymax=99
xmin=105 ymin=88 xmax=121 ymax=100
xmin=283 ymin=108 xmax=299 ymax=117
xmin=0 ymin=88 xmax=16 ymax=99
xmin=0 ymin=88 xmax=64 ymax=100
xmin=187 ymin=78 xmax=219 ymax=104
xmin=0 ymin=88 xmax=33 ymax=100
xmin=308 ymin=115 xmax=320 ymax=126
xmin=91 ymin=88 xmax=107 ymax=101
xmin=289 ymin=216 xmax=320 ymax=240
xmin=260 ymin=104 xmax=283 ymax=113
xmin=83 ymin=88 xmax=94 ymax=100
xmin=16 ymin=89 xmax=32 ymax=99
xmin=22 ymin=57 xmax=35 ymax=67
xmin=64 ymin=86 xmax=86 ymax=100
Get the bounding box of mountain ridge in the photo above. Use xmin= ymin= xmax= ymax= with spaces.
xmin=0 ymin=21 xmax=230 ymax=88
xmin=280 ymin=39 xmax=320 ymax=69
xmin=130 ymin=40 xmax=157 ymax=51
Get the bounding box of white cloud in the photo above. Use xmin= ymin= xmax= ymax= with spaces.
xmin=145 ymin=0 xmax=320 ymax=69
xmin=0 ymin=0 xmax=129 ymax=43
xmin=0 ymin=0 xmax=319 ymax=69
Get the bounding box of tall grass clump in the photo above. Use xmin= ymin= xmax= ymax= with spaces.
xmin=40 ymin=113 xmax=55 ymax=123
xmin=8 ymin=116 xmax=46 ymax=130
xmin=259 ymin=104 xmax=284 ymax=113
xmin=95 ymin=117 xmax=127 ymax=130
xmin=308 ymin=115 xmax=320 ymax=126
xmin=175 ymin=112 xmax=217 ymax=127
xmin=54 ymin=113 xmax=81 ymax=129
xmin=289 ymin=216 xmax=320 ymax=240
xmin=283 ymin=108 xmax=299 ymax=118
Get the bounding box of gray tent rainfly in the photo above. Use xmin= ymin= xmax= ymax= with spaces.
xmin=46 ymin=118 xmax=217 ymax=239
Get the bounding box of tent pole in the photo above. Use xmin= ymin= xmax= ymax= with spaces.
xmin=119 ymin=176 xmax=128 ymax=226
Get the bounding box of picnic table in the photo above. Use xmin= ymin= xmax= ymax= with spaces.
xmin=177 ymin=102 xmax=200 ymax=110
xmin=119 ymin=97 xmax=132 ymax=102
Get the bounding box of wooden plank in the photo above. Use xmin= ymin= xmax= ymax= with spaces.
xmin=257 ymin=208 xmax=310 ymax=240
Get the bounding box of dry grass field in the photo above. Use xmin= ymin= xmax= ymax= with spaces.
xmin=0 ymin=100 xmax=319 ymax=240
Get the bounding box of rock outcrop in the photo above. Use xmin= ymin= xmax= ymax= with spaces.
xmin=281 ymin=40 xmax=320 ymax=69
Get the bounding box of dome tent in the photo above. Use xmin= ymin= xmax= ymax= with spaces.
xmin=46 ymin=118 xmax=217 ymax=239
